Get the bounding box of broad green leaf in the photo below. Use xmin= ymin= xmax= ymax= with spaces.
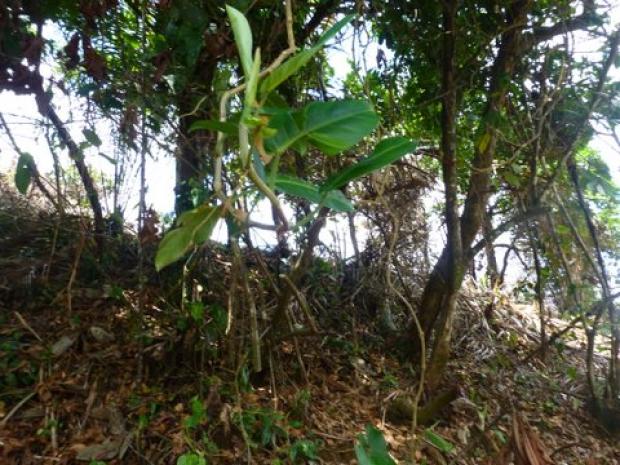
xmin=82 ymin=128 xmax=102 ymax=147
xmin=275 ymin=174 xmax=320 ymax=202
xmin=275 ymin=175 xmax=353 ymax=212
xmin=15 ymin=152 xmax=35 ymax=194
xmin=365 ymin=425 xmax=386 ymax=449
xmin=263 ymin=110 xmax=300 ymax=154
xmin=155 ymin=227 xmax=193 ymax=271
xmin=304 ymin=100 xmax=378 ymax=155
xmin=354 ymin=443 xmax=373 ymax=465
xmin=355 ymin=425 xmax=397 ymax=465
xmin=423 ymin=429 xmax=455 ymax=454
xmin=259 ymin=15 xmax=353 ymax=99
xmin=226 ymin=5 xmax=253 ymax=78
xmin=178 ymin=204 xmax=222 ymax=244
xmin=265 ymin=100 xmax=378 ymax=155
xmin=259 ymin=49 xmax=314 ymax=99
xmin=156 ymin=205 xmax=222 ymax=270
xmin=321 ymin=137 xmax=416 ymax=192
xmin=324 ymin=190 xmax=354 ymax=212
xmin=189 ymin=119 xmax=238 ymax=135
xmin=366 ymin=425 xmax=395 ymax=464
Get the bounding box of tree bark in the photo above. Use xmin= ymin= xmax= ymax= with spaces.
xmin=423 ymin=0 xmax=461 ymax=388
xmin=175 ymin=92 xmax=209 ymax=215
xmin=44 ymin=101 xmax=105 ymax=243
xmin=412 ymin=1 xmax=533 ymax=373
xmin=483 ymin=209 xmax=500 ymax=287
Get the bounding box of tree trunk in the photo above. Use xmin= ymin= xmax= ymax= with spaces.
xmin=483 ymin=209 xmax=500 ymax=287
xmin=410 ymin=1 xmax=533 ymax=378
xmin=44 ymin=102 xmax=105 ymax=244
xmin=175 ymin=94 xmax=207 ymax=215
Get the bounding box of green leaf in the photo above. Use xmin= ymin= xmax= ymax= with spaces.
xmin=324 ymin=190 xmax=354 ymax=212
xmin=243 ymin=48 xmax=261 ymax=115
xmin=178 ymin=204 xmax=222 ymax=244
xmin=189 ymin=301 xmax=205 ymax=321
xmin=304 ymin=100 xmax=378 ymax=155
xmin=355 ymin=425 xmax=397 ymax=465
xmin=315 ymin=14 xmax=355 ymax=48
xmin=423 ymin=429 xmax=455 ymax=454
xmin=176 ymin=453 xmax=206 ymax=465
xmin=321 ymin=137 xmax=416 ymax=192
xmin=258 ymin=15 xmax=353 ymax=99
xmin=155 ymin=205 xmax=222 ymax=270
xmin=504 ymin=172 xmax=520 ymax=187
xmin=274 ymin=175 xmax=353 ymax=212
xmin=82 ymin=128 xmax=102 ymax=147
xmin=259 ymin=49 xmax=314 ymax=99
xmin=155 ymin=227 xmax=193 ymax=271
xmin=189 ymin=119 xmax=238 ymax=135
xmin=354 ymin=443 xmax=374 ymax=465
xmin=15 ymin=152 xmax=35 ymax=194
xmin=263 ymin=110 xmax=301 ymax=154
xmin=265 ymin=100 xmax=378 ymax=155
xmin=366 ymin=425 xmax=394 ymax=464
xmin=226 ymin=5 xmax=253 ymax=78
xmin=275 ymin=174 xmax=320 ymax=202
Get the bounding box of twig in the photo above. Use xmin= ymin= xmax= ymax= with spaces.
xmin=0 ymin=391 xmax=36 ymax=428
xmin=66 ymin=228 xmax=86 ymax=315
xmin=14 ymin=311 xmax=43 ymax=343
xmin=281 ymin=275 xmax=319 ymax=332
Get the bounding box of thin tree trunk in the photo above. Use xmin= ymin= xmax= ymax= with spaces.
xmin=483 ymin=209 xmax=500 ymax=287
xmin=272 ymin=208 xmax=328 ymax=333
xmin=567 ymin=157 xmax=619 ymax=398
xmin=528 ymin=226 xmax=547 ymax=357
xmin=423 ymin=0 xmax=461 ymax=387
xmin=43 ymin=101 xmax=105 ymax=243
xmin=413 ymin=1 xmax=533 ymax=370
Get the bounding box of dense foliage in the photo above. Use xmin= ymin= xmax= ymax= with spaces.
xmin=1 ymin=0 xmax=619 ymax=463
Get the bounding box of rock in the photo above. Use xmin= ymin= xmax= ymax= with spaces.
xmin=51 ymin=335 xmax=76 ymax=356
xmin=75 ymin=438 xmax=121 ymax=461
xmin=89 ymin=326 xmax=115 ymax=343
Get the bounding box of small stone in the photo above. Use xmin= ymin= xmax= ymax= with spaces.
xmin=51 ymin=335 xmax=76 ymax=356
xmin=90 ymin=326 xmax=115 ymax=343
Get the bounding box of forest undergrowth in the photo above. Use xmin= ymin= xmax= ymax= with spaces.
xmin=1 ymin=180 xmax=618 ymax=465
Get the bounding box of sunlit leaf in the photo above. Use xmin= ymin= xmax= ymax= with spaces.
xmin=155 ymin=227 xmax=193 ymax=272
xmin=258 ymin=15 xmax=354 ymax=98
xmin=156 ymin=205 xmax=222 ymax=270
xmin=304 ymin=100 xmax=378 ymax=155
xmin=323 ymin=190 xmax=354 ymax=212
xmin=424 ymin=429 xmax=455 ymax=454
xmin=265 ymin=100 xmax=378 ymax=155
xmin=321 ymin=137 xmax=416 ymax=192
xmin=189 ymin=119 xmax=238 ymax=135
xmin=354 ymin=425 xmax=397 ymax=465
xmin=176 ymin=453 xmax=206 ymax=465
xmin=275 ymin=175 xmax=353 ymax=212
xmin=226 ymin=5 xmax=253 ymax=78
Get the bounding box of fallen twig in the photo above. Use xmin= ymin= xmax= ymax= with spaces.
xmin=0 ymin=391 xmax=36 ymax=428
